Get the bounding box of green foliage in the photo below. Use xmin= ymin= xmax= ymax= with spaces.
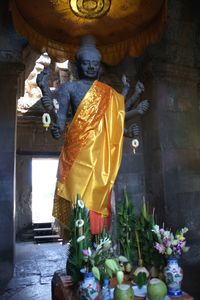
xmin=134 ymin=199 xmax=165 ymax=271
xmin=67 ymin=194 xmax=92 ymax=284
xmin=117 ymin=188 xmax=137 ymax=261
xmin=134 ymin=272 xmax=148 ymax=288
xmin=80 ymin=226 xmax=125 ymax=286
xmin=117 ymin=190 xmax=164 ymax=275
xmin=90 ymin=229 xmax=116 ymax=283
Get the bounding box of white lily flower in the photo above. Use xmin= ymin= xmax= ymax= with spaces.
xmin=75 ymin=219 xmax=84 ymax=228
xmin=164 ymin=230 xmax=170 ymax=238
xmin=78 ymin=199 xmax=84 ymax=209
xmin=181 ymin=227 xmax=188 ymax=234
xmin=77 ymin=235 xmax=85 ymax=243
xmin=103 ymin=240 xmax=111 ymax=251
xmin=152 ymin=225 xmax=160 ymax=233
xmin=88 ymin=247 xmax=92 ymax=256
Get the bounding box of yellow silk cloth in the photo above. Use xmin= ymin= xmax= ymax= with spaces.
xmin=11 ymin=0 xmax=167 ymax=64
xmin=53 ymin=81 xmax=124 ymax=226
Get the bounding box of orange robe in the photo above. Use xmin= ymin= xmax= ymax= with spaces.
xmin=53 ymin=80 xmax=124 ymax=234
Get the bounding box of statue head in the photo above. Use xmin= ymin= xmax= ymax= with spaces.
xmin=75 ymin=35 xmax=101 ymax=79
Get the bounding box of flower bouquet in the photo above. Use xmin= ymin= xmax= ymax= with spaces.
xmin=152 ymin=225 xmax=190 ymax=258
xmin=152 ymin=225 xmax=190 ymax=296
xmin=81 ymin=227 xmax=127 ymax=299
xmin=67 ymin=195 xmax=126 ymax=299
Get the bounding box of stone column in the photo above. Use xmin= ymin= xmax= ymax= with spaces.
xmin=143 ymin=61 xmax=200 ymax=294
xmin=16 ymin=155 xmax=32 ymax=236
xmin=0 ymin=62 xmax=24 ymax=288
xmin=144 ymin=61 xmax=200 ymax=229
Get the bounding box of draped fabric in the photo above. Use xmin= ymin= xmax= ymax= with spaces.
xmin=10 ymin=0 xmax=167 ymax=64
xmin=53 ymin=80 xmax=124 ymax=232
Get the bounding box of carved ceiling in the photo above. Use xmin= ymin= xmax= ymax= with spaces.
xmin=11 ymin=0 xmax=167 ymax=64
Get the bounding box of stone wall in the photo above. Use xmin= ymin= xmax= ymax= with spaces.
xmin=142 ymin=0 xmax=200 ymax=296
xmin=146 ymin=0 xmax=200 ymax=243
xmin=0 ymin=3 xmax=26 ymax=290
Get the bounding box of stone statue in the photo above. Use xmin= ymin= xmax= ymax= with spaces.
xmin=37 ymin=35 xmax=149 ymax=235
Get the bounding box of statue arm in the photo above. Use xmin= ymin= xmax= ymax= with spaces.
xmin=51 ymin=84 xmax=70 ymax=139
xmin=121 ymin=74 xmax=130 ymax=98
xmin=121 ymin=77 xmax=149 ymax=121
xmin=36 ymin=67 xmax=54 ymax=111
xmin=125 ymin=81 xmax=144 ymax=111
xmin=125 ymin=99 xmax=149 ymax=122
xmin=124 ymin=123 xmax=140 ymax=138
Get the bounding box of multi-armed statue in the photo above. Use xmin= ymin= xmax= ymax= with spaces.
xmin=37 ymin=35 xmax=149 ymax=235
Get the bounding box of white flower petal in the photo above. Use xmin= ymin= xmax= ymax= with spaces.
xmin=78 ymin=199 xmax=84 ymax=209
xmin=75 ymin=219 xmax=84 ymax=227
xmin=132 ymin=139 xmax=139 ymax=148
xmin=77 ymin=235 xmax=85 ymax=243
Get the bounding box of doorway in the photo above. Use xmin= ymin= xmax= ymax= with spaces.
xmin=32 ymin=158 xmax=58 ymax=223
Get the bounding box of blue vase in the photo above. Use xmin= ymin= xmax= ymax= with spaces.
xmin=79 ymin=272 xmax=100 ymax=300
xmin=164 ymin=257 xmax=183 ymax=296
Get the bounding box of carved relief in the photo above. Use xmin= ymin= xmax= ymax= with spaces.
xmin=17 ymin=54 xmax=74 ymax=114
xmin=70 ymin=0 xmax=111 ymax=18
xmin=17 ymin=53 xmax=51 ymax=113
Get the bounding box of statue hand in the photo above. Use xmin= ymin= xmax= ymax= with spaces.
xmin=135 ymin=81 xmax=145 ymax=97
xmin=51 ymin=123 xmax=61 ymax=140
xmin=36 ymin=67 xmax=51 ymax=89
xmin=136 ymin=100 xmax=149 ymax=115
xmin=41 ymin=95 xmax=54 ymax=111
xmin=122 ymin=74 xmax=130 ymax=89
xmin=127 ymin=123 xmax=140 ymax=138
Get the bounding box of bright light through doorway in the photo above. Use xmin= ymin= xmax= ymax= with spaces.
xmin=32 ymin=158 xmax=58 ymax=223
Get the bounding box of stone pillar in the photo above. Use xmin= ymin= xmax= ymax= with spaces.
xmin=16 ymin=155 xmax=32 ymax=236
xmin=144 ymin=61 xmax=200 ymax=230
xmin=0 ymin=62 xmax=24 ymax=288
xmin=143 ymin=61 xmax=200 ymax=293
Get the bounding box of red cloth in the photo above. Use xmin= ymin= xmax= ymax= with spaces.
xmin=89 ymin=192 xmax=111 ymax=235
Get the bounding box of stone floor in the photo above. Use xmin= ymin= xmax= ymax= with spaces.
xmin=0 ymin=241 xmax=66 ymax=300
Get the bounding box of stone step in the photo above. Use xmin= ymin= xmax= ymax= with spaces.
xmin=32 ymin=222 xmax=62 ymax=243
xmin=34 ymin=234 xmax=62 ymax=243
xmin=33 ymin=222 xmax=52 ymax=229
xmin=33 ymin=227 xmax=53 ymax=232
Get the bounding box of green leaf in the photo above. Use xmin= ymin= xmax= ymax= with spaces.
xmin=105 ymin=259 xmax=119 ymax=273
xmin=135 ymin=272 xmax=148 ymax=288
xmin=92 ymin=266 xmax=100 ymax=281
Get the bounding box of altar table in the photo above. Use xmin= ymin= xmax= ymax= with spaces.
xmin=51 ymin=271 xmax=194 ymax=300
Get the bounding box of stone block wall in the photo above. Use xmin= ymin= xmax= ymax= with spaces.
xmin=16 ymin=155 xmax=32 ymax=235
xmin=141 ymin=0 xmax=200 ymax=296
xmin=0 ymin=62 xmax=24 ymax=290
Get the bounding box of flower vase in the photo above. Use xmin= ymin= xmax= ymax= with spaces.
xmin=164 ymin=257 xmax=183 ymax=296
xmin=79 ymin=272 xmax=100 ymax=300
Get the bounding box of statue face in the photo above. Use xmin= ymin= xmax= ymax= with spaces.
xmin=77 ymin=51 xmax=101 ymax=79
